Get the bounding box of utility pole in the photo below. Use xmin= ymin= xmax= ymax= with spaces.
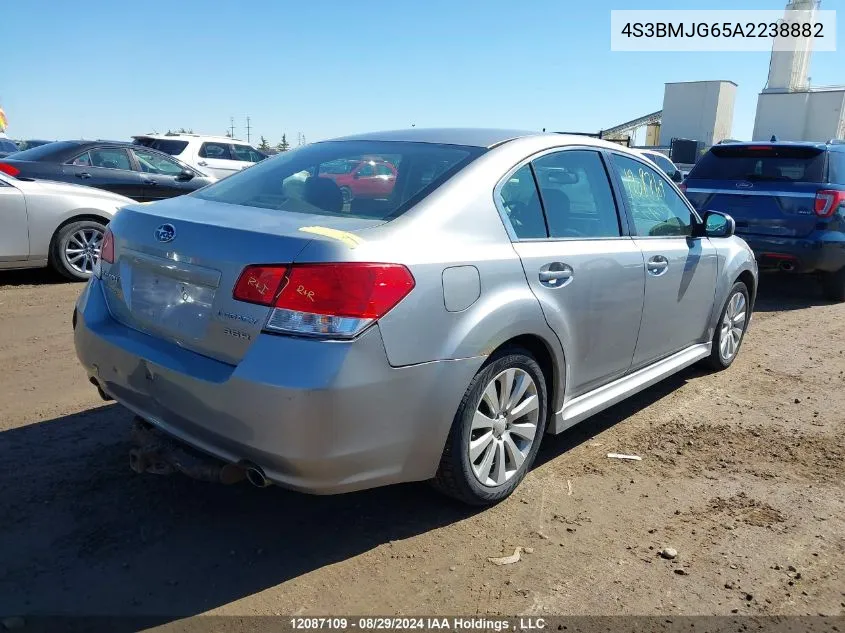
xmin=229 ymin=117 xmax=235 ymax=138
xmin=245 ymin=116 xmax=252 ymax=143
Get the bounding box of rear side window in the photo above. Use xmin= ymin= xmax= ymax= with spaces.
xmin=192 ymin=140 xmax=483 ymax=220
xmin=689 ymin=145 xmax=826 ymax=183
xmin=87 ymin=148 xmax=132 ymax=170
xmin=499 ymin=164 xmax=547 ymax=239
xmin=133 ymin=139 xmax=189 ymax=156
xmin=645 ymin=152 xmax=677 ymax=176
xmin=828 ymin=151 xmax=845 ymax=185
xmin=199 ymin=142 xmax=233 ymax=160
xmin=231 ymin=144 xmax=265 ymax=162
xmin=533 ymin=150 xmax=621 ymax=238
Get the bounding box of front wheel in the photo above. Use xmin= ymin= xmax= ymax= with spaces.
xmin=820 ymin=266 xmax=845 ymax=302
xmin=50 ymin=220 xmax=106 ymax=281
xmin=432 ymin=348 xmax=548 ymax=505
xmin=704 ymin=281 xmax=750 ymax=371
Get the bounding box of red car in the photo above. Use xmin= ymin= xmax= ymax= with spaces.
xmin=319 ymin=157 xmax=397 ymax=203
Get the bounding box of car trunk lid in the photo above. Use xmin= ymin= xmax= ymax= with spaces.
xmin=684 ymin=145 xmax=826 ymax=238
xmin=100 ymin=196 xmax=383 ymax=365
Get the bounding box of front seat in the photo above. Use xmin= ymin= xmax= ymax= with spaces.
xmin=303 ymin=176 xmax=344 ymax=213
xmin=540 ymin=188 xmax=575 ymax=235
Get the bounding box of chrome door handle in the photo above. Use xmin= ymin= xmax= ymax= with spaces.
xmin=647 ymin=256 xmax=669 ymax=276
xmin=539 ymin=270 xmax=572 ymax=282
xmin=538 ymin=263 xmax=574 ymax=287
xmin=197 ymin=161 xmax=208 ymax=166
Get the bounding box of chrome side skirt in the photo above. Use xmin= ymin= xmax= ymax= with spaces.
xmin=549 ymin=343 xmax=711 ymax=434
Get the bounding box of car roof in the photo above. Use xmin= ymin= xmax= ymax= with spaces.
xmin=329 ymin=128 xmax=550 ymax=149
xmin=132 ymin=133 xmax=248 ymax=143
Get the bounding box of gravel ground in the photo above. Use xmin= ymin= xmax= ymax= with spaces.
xmin=0 ymin=269 xmax=843 ymax=622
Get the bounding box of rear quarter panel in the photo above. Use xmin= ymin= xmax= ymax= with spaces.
xmin=25 ymin=190 xmax=118 ymax=259
xmin=292 ymin=137 xmax=573 ymax=410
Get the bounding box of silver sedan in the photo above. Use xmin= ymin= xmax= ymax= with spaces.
xmin=0 ymin=172 xmax=132 ymax=280
xmin=74 ymin=129 xmax=758 ymax=505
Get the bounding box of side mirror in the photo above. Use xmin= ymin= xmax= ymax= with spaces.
xmin=176 ymin=169 xmax=195 ymax=181
xmin=352 ymin=171 xmax=361 ymax=179
xmin=700 ymin=211 xmax=735 ymax=238
xmin=671 ymin=170 xmax=684 ymax=183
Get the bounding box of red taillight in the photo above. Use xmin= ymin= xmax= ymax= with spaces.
xmin=678 ymin=183 xmax=687 ymax=193
xmin=276 ymin=263 xmax=415 ymax=319
xmin=814 ymin=190 xmax=845 ymax=218
xmin=101 ymin=228 xmax=115 ymax=264
xmin=0 ymin=163 xmax=20 ymax=177
xmin=234 ymin=262 xmax=415 ymax=338
xmin=233 ymin=265 xmax=288 ymax=306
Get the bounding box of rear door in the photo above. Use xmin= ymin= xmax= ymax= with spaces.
xmin=503 ymin=148 xmax=645 ymax=397
xmin=63 ymin=147 xmax=145 ymax=200
xmin=683 ymin=145 xmax=825 ymax=238
xmin=197 ymin=142 xmax=241 ymax=179
xmin=609 ymin=152 xmax=718 ymax=367
xmin=0 ymin=177 xmax=29 ymax=261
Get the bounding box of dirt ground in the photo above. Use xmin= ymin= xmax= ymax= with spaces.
xmin=1 ymin=269 xmax=843 ymax=622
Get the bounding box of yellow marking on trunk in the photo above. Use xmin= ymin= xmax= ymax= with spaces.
xmin=298 ymin=226 xmax=363 ymax=249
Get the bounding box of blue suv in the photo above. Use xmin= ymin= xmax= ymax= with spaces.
xmin=683 ymin=141 xmax=845 ymax=301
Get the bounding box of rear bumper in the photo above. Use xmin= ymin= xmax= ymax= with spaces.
xmin=742 ymin=232 xmax=845 ymax=274
xmin=74 ymin=279 xmax=484 ymax=494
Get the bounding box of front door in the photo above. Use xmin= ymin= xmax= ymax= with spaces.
xmin=608 ymin=153 xmax=718 ymax=368
xmin=502 ymin=149 xmax=646 ymax=398
xmin=131 ymin=148 xmax=198 ymax=201
xmin=0 ymin=180 xmax=29 ymax=260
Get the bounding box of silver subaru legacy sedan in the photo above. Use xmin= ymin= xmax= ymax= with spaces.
xmin=74 ymin=129 xmax=758 ymax=505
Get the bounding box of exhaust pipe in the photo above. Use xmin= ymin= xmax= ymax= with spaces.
xmin=89 ymin=376 xmax=114 ymax=401
xmin=779 ymin=261 xmax=796 ymax=272
xmin=244 ymin=464 xmax=270 ymax=488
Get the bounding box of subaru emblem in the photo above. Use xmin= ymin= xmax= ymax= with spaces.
xmin=155 ymin=223 xmax=176 ymax=243
xmin=735 ymin=181 xmax=753 ymax=189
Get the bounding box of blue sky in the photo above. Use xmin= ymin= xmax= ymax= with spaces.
xmin=3 ymin=0 xmax=842 ymax=145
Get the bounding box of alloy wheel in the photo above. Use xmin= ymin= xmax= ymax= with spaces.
xmin=468 ymin=368 xmax=540 ymax=487
xmin=719 ymin=291 xmax=747 ymax=362
xmin=65 ymin=227 xmax=104 ymax=276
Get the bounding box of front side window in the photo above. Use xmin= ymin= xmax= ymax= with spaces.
xmin=132 ymin=148 xmax=185 ymax=175
xmin=498 ymin=164 xmax=547 ymax=239
xmin=611 ymin=153 xmax=694 ymax=237
xmin=199 ymin=142 xmax=233 ymax=160
xmin=87 ymin=148 xmax=132 ymax=170
xmin=356 ymin=162 xmax=376 ymax=177
xmin=231 ymin=144 xmax=264 ymax=162
xmin=69 ymin=152 xmax=92 ymax=167
xmin=646 ymin=152 xmax=677 ymax=176
xmin=375 ymin=163 xmax=394 ymax=176
xmin=192 ymin=140 xmax=482 ymax=220
xmin=533 ymin=150 xmax=621 ymax=238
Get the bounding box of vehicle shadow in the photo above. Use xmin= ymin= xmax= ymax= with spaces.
xmin=0 ymin=369 xmax=702 ymax=627
xmin=752 ymin=273 xmax=835 ymax=313
xmin=0 ymin=404 xmax=479 ymax=626
xmin=534 ymin=367 xmax=695 ymax=468
xmin=0 ymin=267 xmax=71 ymax=288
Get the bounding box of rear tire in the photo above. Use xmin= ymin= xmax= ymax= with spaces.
xmin=704 ymin=281 xmax=750 ymax=371
xmin=50 ymin=220 xmax=106 ymax=281
xmin=820 ymin=266 xmax=845 ymax=302
xmin=432 ymin=347 xmax=548 ymax=506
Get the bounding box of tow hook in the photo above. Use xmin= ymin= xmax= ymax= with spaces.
xmin=128 ymin=418 xmax=246 ymax=485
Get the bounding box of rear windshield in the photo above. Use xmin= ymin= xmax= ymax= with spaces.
xmin=689 ymin=145 xmax=826 ymax=183
xmin=0 ymin=139 xmax=18 ymax=153
xmin=132 ymin=138 xmax=189 ymax=155
xmin=7 ymin=141 xmax=78 ymax=161
xmin=192 ymin=140 xmax=484 ymax=220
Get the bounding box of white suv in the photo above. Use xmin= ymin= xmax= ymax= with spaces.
xmin=131 ymin=134 xmax=267 ymax=179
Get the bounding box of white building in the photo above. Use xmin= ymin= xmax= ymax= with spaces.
xmin=659 ymin=80 xmax=737 ymax=146
xmin=752 ymin=0 xmax=845 ymax=141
